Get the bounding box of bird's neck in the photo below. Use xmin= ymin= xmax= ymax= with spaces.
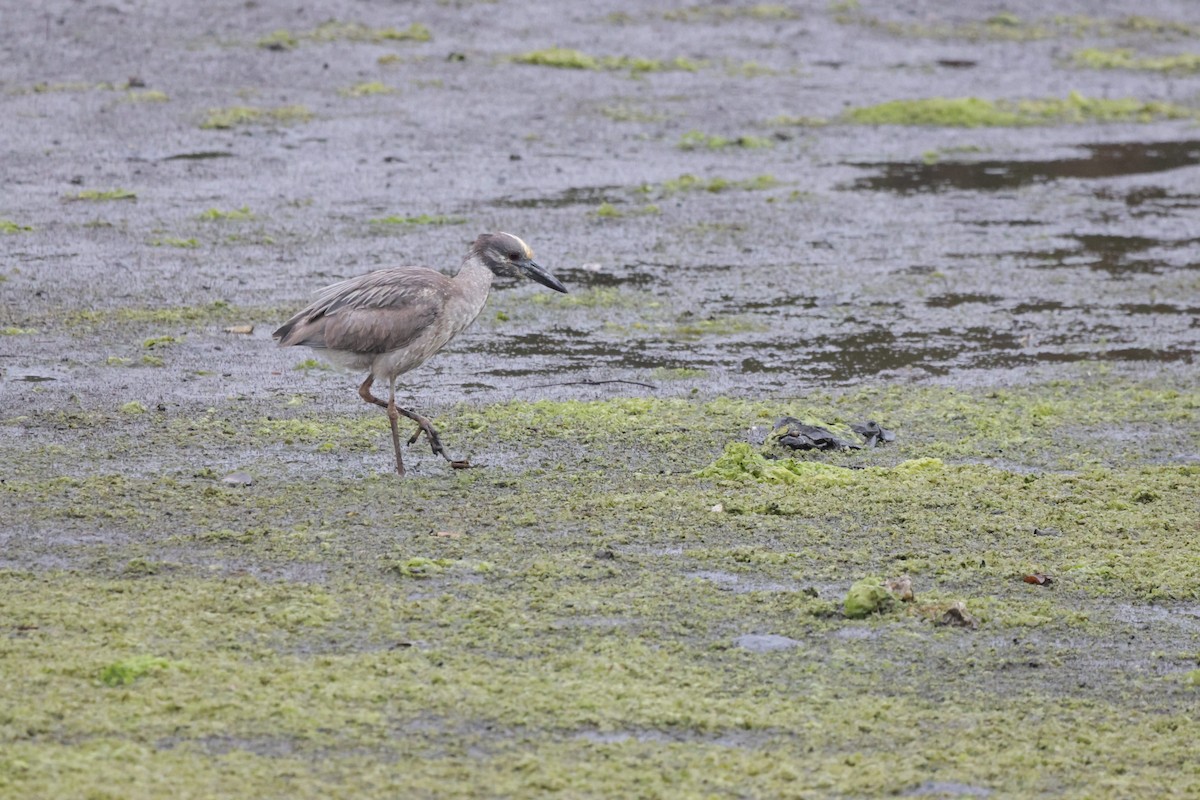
xmin=450 ymin=256 xmax=495 ymax=329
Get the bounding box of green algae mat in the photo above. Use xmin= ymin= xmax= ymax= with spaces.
xmin=3 ymin=377 xmax=1198 ymax=798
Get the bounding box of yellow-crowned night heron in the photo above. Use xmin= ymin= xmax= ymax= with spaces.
xmin=273 ymin=232 xmax=567 ymax=476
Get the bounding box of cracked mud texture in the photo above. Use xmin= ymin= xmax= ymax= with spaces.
xmin=2 ymin=1 xmax=1199 ymax=798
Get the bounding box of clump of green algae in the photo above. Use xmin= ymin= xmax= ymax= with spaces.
xmin=257 ymin=21 xmax=431 ymax=49
xmin=198 ymin=206 xmax=254 ymax=221
xmin=833 ymin=8 xmax=1200 ymax=41
xmin=368 ymin=214 xmax=465 ymax=226
xmin=99 ymin=655 xmax=173 ymax=686
xmin=511 ymin=47 xmax=703 ymax=74
xmin=1073 ymin=48 xmax=1200 ymax=73
xmin=641 ymin=173 xmax=779 ymax=195
xmin=843 ymin=577 xmax=896 ymax=618
xmin=677 ymin=130 xmax=774 ymax=150
xmin=339 ymin=81 xmax=394 ymax=97
xmin=149 ymin=237 xmax=199 ymax=249
xmin=843 ymin=92 xmax=1198 ymax=126
xmin=592 ymin=202 xmax=660 ymax=219
xmin=200 ymin=105 xmax=312 ymax=130
xmin=0 ymin=219 xmax=34 ymax=233
xmin=122 ymin=89 xmax=169 ymax=103
xmin=597 ymin=103 xmax=667 ymax=123
xmin=663 ymin=4 xmax=799 ymax=22
xmin=68 ymin=189 xmax=137 ymax=201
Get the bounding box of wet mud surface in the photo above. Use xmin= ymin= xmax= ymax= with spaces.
xmin=2 ymin=1 xmax=1199 ymax=797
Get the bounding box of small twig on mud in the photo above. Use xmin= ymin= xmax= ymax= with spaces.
xmin=522 ymin=379 xmax=658 ymax=390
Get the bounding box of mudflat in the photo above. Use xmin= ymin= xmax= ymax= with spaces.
xmin=2 ymin=2 xmax=1198 ymax=797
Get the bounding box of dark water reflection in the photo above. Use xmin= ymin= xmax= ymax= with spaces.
xmin=851 ymin=140 xmax=1200 ymax=193
xmin=475 ymin=321 xmax=1194 ymax=384
xmin=1023 ymin=234 xmax=1200 ymax=276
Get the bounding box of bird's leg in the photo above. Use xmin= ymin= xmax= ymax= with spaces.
xmin=357 ymin=375 xmax=389 ymax=410
xmin=361 ymin=375 xmax=405 ymax=474
xmin=393 ymin=406 xmax=472 ymax=470
xmin=364 ymin=375 xmax=469 ymax=470
xmin=385 ymin=383 xmax=406 ymax=477
xmin=364 ymin=375 xmax=436 ymax=448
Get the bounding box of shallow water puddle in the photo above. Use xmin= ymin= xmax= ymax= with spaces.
xmin=850 ymin=139 xmax=1200 ymax=193
xmin=471 ymin=310 xmax=1195 ymax=383
xmin=743 ymin=327 xmax=1026 ymax=379
xmin=1097 ymin=185 xmax=1200 ymax=217
xmin=161 ymin=151 xmax=236 ymax=161
xmin=1023 ymin=233 xmax=1200 ymax=276
xmin=2 ymin=368 xmax=63 ymax=383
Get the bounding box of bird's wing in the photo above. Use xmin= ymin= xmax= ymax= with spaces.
xmin=274 ymin=267 xmax=449 ymax=353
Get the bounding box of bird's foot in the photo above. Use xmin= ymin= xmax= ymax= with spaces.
xmin=406 ymin=427 xmax=471 ymax=469
xmin=401 ymin=414 xmax=465 ymax=465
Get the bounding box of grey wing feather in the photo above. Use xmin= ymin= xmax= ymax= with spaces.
xmin=274 ymin=267 xmax=449 ymax=353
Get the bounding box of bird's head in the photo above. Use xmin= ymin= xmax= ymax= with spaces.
xmin=473 ymin=232 xmax=567 ymax=293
